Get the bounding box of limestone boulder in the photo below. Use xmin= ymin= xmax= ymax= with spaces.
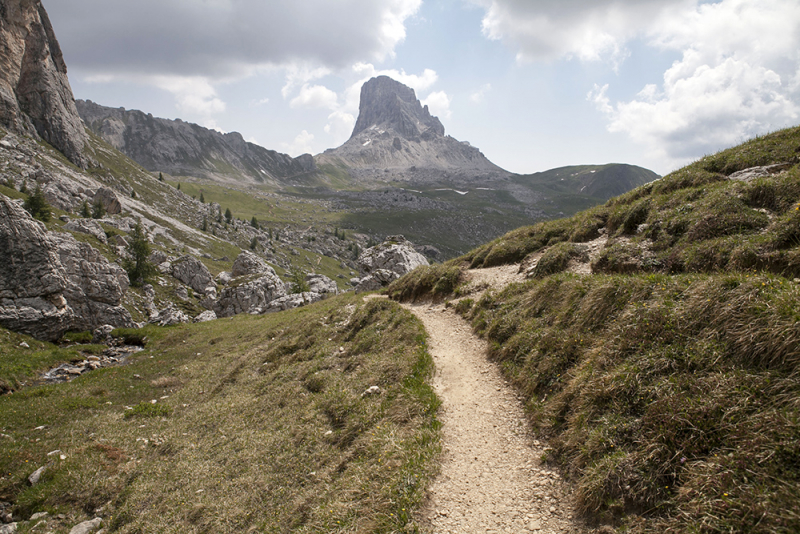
xmin=231 ymin=250 xmax=271 ymax=277
xmin=0 ymin=194 xmax=72 ymax=339
xmin=51 ymin=232 xmax=134 ymax=331
xmin=93 ymin=187 xmax=122 ymax=215
xmin=357 ymin=235 xmax=428 ymax=277
xmin=263 ymin=292 xmax=322 ymax=314
xmin=149 ymin=304 xmax=189 ymax=326
xmin=0 ymin=194 xmax=133 ymax=340
xmin=171 ymin=255 xmax=214 ymax=295
xmin=213 ymin=270 xmax=286 ymax=318
xmin=355 ymin=269 xmax=399 ymax=293
xmin=306 ymin=274 xmax=338 ymax=295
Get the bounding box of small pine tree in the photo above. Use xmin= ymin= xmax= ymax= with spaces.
xmin=23 ymin=185 xmax=51 ymax=222
xmin=159 ymin=172 xmax=164 ymax=182
xmin=122 ymin=220 xmax=156 ymax=287
xmin=251 ymin=215 xmax=258 ymax=228
xmin=268 ymin=227 xmax=273 ymax=240
xmin=225 ymin=208 xmax=233 ymax=223
xmin=200 ymin=192 xmax=205 ymax=203
xmin=131 ymin=190 xmax=136 ymax=199
xmin=289 ymin=268 xmax=310 ymax=293
xmin=80 ymin=200 xmax=92 ymax=218
xmin=92 ymin=200 xmax=105 ymax=219
xmin=250 ymin=236 xmax=258 ymax=250
xmin=177 ymin=183 xmax=181 ymax=190
xmin=202 ymin=217 xmax=208 ymax=232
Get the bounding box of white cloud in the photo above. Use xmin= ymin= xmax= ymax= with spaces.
xmin=48 ymin=1 xmax=422 ymax=78
xmin=422 ymin=91 xmax=452 ymax=119
xmin=281 ymin=66 xmax=332 ymax=99
xmin=253 ymin=98 xmax=270 ymax=106
xmin=470 ymin=84 xmax=492 ymax=104
xmin=586 ymin=0 xmax=800 ymax=167
xmin=476 ymin=0 xmax=689 ymax=66
xmin=325 ymin=110 xmax=357 ymax=139
xmin=151 ymin=75 xmax=226 ymax=117
xmin=290 ymin=84 xmax=339 ymax=110
xmin=281 ymin=130 xmax=316 ymax=156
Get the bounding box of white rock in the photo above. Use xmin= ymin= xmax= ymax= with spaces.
xmin=68 ymin=517 xmax=102 ymax=534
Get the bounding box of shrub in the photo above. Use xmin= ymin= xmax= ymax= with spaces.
xmin=122 ymin=221 xmax=156 ymax=287
xmin=289 ymin=268 xmax=310 ymax=293
xmin=91 ymin=199 xmax=105 ymax=219
xmin=23 ymin=185 xmax=51 ymax=222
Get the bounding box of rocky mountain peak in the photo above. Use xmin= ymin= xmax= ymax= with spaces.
xmin=350 ymin=76 xmax=445 ymax=140
xmin=0 ymin=0 xmax=90 ymax=168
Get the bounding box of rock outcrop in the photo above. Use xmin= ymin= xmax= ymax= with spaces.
xmin=76 ymin=99 xmax=316 ymax=184
xmin=0 ymin=194 xmax=132 ymax=340
xmin=51 ymin=233 xmax=134 ymax=332
xmin=306 ymin=274 xmax=338 ymax=295
xmin=0 ymin=0 xmax=89 ymax=168
xmin=171 ymin=255 xmax=215 ymax=296
xmin=355 ymin=235 xmax=429 ymax=292
xmin=317 ymin=76 xmax=507 ymax=184
xmin=213 ymin=270 xmax=287 ymax=318
xmin=231 ymin=250 xmax=271 ymax=277
xmin=93 ymin=187 xmax=122 ymax=215
xmin=64 ymin=218 xmax=107 ymax=244
xmin=358 ymin=235 xmax=429 ymax=276
xmin=0 ymin=194 xmax=72 ymax=339
xmin=262 ymin=292 xmax=323 ymax=314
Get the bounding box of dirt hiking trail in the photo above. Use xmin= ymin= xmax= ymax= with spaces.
xmin=401 ymin=265 xmax=587 ymax=533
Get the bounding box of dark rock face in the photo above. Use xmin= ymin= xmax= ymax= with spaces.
xmin=0 ymin=0 xmax=89 ymax=168
xmin=317 ymin=76 xmax=507 ymax=185
xmin=351 ymin=76 xmax=445 ymax=140
xmin=76 ymin=100 xmax=316 ymax=183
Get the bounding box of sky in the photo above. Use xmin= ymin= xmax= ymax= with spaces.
xmin=45 ymin=0 xmax=800 ymax=176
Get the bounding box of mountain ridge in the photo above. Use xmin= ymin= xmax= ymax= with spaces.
xmin=76 ymin=99 xmax=316 ymax=184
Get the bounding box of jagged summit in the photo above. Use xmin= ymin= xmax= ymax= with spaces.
xmin=319 ymin=76 xmax=507 ymax=184
xmin=350 ymin=76 xmax=445 ymax=140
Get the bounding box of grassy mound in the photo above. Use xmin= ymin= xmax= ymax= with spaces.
xmin=387 ymin=126 xmax=800 ymax=532
xmin=453 ymin=126 xmax=800 ymax=276
xmin=0 ymin=294 xmax=440 ymax=533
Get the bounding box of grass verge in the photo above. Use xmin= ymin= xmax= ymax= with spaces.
xmin=0 ymin=294 xmax=440 ymax=533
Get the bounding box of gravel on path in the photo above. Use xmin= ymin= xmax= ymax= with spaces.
xmin=404 ymin=301 xmax=587 ymax=534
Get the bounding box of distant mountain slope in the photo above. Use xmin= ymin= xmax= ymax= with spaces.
xmin=316 ymin=76 xmax=508 ymax=184
xmin=516 ymin=163 xmax=659 ymax=202
xmin=76 ymin=100 xmax=316 ymax=184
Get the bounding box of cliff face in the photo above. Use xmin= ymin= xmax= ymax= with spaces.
xmin=76 ymin=100 xmax=316 ymax=184
xmin=318 ymin=76 xmax=508 ymax=184
xmin=0 ymin=0 xmax=89 ymax=168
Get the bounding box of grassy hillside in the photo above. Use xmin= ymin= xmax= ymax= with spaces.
xmin=0 ymin=295 xmax=440 ymax=533
xmin=387 ymin=126 xmax=800 ymax=533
